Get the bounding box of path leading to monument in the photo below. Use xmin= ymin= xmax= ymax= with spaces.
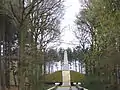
xmin=56 ymin=86 xmax=78 ymax=90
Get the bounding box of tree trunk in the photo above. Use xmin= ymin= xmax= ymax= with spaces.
xmin=70 ymin=62 xmax=72 ymax=70
xmin=78 ymin=62 xmax=81 ymax=73
xmin=1 ymin=16 xmax=6 ymax=90
xmin=56 ymin=63 xmax=58 ymax=71
xmin=0 ymin=41 xmax=1 ymax=90
xmin=4 ymin=41 xmax=10 ymax=89
xmin=61 ymin=61 xmax=62 ymax=70
xmin=51 ymin=65 xmax=53 ymax=73
xmin=19 ymin=26 xmax=26 ymax=90
xmin=81 ymin=63 xmax=83 ymax=73
xmin=48 ymin=62 xmax=51 ymax=74
xmin=13 ymin=70 xmax=17 ymax=86
xmin=75 ymin=60 xmax=77 ymax=71
xmin=116 ymin=64 xmax=120 ymax=84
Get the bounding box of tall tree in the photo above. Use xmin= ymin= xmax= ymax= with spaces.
xmin=75 ymin=0 xmax=120 ymax=90
xmin=0 ymin=0 xmax=64 ymax=90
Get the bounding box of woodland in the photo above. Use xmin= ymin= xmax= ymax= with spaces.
xmin=0 ymin=0 xmax=120 ymax=90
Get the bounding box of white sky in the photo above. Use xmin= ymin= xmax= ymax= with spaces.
xmin=59 ymin=0 xmax=82 ymax=49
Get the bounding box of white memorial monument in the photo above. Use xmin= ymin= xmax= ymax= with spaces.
xmin=62 ymin=50 xmax=71 ymax=86
xmin=48 ymin=50 xmax=89 ymax=90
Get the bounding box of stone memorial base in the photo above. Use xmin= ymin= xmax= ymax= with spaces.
xmin=62 ymin=70 xmax=71 ymax=86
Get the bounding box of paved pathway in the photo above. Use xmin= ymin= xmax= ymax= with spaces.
xmin=56 ymin=86 xmax=78 ymax=90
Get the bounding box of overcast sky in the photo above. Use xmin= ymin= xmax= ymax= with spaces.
xmin=59 ymin=0 xmax=82 ymax=49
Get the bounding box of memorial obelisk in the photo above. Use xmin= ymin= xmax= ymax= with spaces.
xmin=62 ymin=50 xmax=71 ymax=86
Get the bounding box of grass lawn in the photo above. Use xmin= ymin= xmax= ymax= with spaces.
xmin=44 ymin=70 xmax=84 ymax=83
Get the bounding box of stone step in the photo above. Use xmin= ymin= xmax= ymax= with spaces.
xmin=56 ymin=86 xmax=78 ymax=90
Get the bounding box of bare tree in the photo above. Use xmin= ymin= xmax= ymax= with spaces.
xmin=4 ymin=0 xmax=64 ymax=90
